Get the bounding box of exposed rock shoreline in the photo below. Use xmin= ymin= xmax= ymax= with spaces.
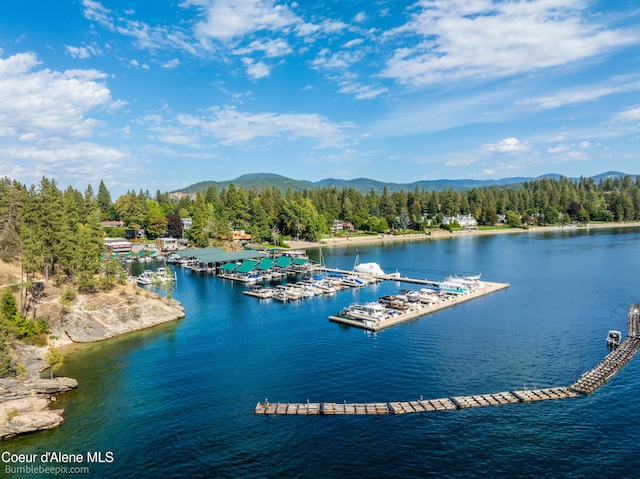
xmin=0 ymin=377 xmax=78 ymax=440
xmin=2 ymin=282 xmax=185 ymax=440
xmin=61 ymin=287 xmax=185 ymax=343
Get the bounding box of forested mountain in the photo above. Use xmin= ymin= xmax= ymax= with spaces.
xmin=174 ymin=171 xmax=637 ymax=195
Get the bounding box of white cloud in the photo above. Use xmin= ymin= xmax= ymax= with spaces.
xmin=519 ymin=79 xmax=640 ymax=110
xmin=145 ymin=106 xmax=352 ymax=148
xmin=579 ymin=141 xmax=590 ymax=149
xmin=338 ymin=81 xmax=387 ymax=100
xmin=353 ymin=12 xmax=366 ymax=23
xmin=189 ymin=0 xmax=300 ymax=41
xmin=548 ymin=144 xmax=570 ymax=154
xmin=613 ymin=106 xmax=640 ymax=122
xmin=311 ymin=49 xmax=364 ymax=69
xmin=482 ymin=137 xmax=529 ymax=154
xmin=0 ymin=141 xmax=131 ymax=187
xmin=66 ymin=44 xmax=102 ymax=59
xmin=0 ymin=52 xmax=120 ymax=140
xmin=82 ymin=0 xmax=198 ymax=54
xmin=242 ymin=57 xmax=271 ymax=79
xmin=162 ymin=58 xmax=181 ymax=69
xmin=382 ymin=0 xmax=640 ymax=86
xmin=234 ymin=38 xmax=292 ymax=57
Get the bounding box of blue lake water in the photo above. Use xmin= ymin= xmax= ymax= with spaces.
xmin=5 ymin=227 xmax=640 ymax=478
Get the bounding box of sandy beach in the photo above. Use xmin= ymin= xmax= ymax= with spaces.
xmin=287 ymin=221 xmax=640 ymax=250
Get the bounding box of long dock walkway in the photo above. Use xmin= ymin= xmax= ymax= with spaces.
xmin=255 ymin=305 xmax=640 ymax=416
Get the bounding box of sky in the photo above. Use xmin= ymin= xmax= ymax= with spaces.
xmin=0 ymin=0 xmax=639 ymax=196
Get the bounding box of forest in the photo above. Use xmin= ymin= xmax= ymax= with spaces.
xmin=1 ymin=174 xmax=640 ymax=287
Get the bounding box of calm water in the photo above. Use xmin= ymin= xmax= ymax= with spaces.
xmin=5 ymin=228 xmax=640 ymax=478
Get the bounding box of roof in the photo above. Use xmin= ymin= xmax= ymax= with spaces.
xmin=256 ymin=258 xmax=275 ymax=270
xmin=292 ymin=258 xmax=309 ymax=265
xmin=173 ymin=247 xmax=266 ymax=264
xmin=275 ymin=256 xmax=293 ymax=268
xmin=220 ymin=262 xmax=239 ymax=272
xmin=235 ymin=260 xmax=258 ymax=274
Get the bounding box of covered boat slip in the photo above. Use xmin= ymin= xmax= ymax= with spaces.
xmin=172 ymin=247 xmax=314 ymax=281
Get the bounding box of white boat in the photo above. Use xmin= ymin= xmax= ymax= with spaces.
xmin=445 ymin=274 xmax=485 ymax=290
xmin=339 ymin=302 xmax=386 ymax=322
xmin=136 ymin=270 xmax=154 ymax=285
xmin=341 ymin=274 xmax=368 ymax=288
xmin=606 ymin=330 xmax=622 ymax=347
xmin=137 ymin=268 xmax=175 ymax=286
xmin=437 ymin=281 xmax=469 ymax=294
xmin=353 ymin=262 xmax=385 ymax=276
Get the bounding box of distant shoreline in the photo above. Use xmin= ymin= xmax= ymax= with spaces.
xmin=287 ymin=222 xmax=640 ymax=250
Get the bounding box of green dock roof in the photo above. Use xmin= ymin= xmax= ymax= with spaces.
xmin=220 ymin=262 xmax=239 ymax=271
xmin=292 ymin=258 xmax=309 ymax=265
xmin=173 ymin=247 xmax=266 ymax=264
xmin=256 ymin=258 xmax=275 ymax=270
xmin=275 ymin=256 xmax=293 ymax=268
xmin=235 ymin=260 xmax=258 ymax=274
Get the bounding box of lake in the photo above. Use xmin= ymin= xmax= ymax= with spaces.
xmin=5 ymin=227 xmax=640 ymax=478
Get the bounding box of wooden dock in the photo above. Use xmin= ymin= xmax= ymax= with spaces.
xmin=254 ymin=387 xmax=579 ymax=416
xmin=255 ymin=305 xmax=640 ymax=417
xmin=329 ymin=281 xmax=509 ymax=331
xmin=569 ymin=337 xmax=640 ymax=394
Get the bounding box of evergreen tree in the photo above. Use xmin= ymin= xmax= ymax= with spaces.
xmin=97 ymin=180 xmax=116 ymax=221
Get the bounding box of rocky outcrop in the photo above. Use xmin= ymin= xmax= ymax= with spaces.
xmin=63 ymin=287 xmax=185 ymax=342
xmin=0 ymin=377 xmax=78 ymax=440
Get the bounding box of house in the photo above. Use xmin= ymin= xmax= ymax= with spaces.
xmin=156 ymin=237 xmax=179 ymax=251
xmin=442 ymin=215 xmax=478 ymax=228
xmin=330 ymin=220 xmax=355 ymax=233
xmin=181 ymin=217 xmax=192 ymax=231
xmin=104 ymin=238 xmax=132 ymax=253
xmin=232 ymin=230 xmax=252 ymax=241
xmin=100 ymin=220 xmax=124 ymax=228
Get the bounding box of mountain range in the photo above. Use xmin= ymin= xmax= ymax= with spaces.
xmin=174 ymin=171 xmax=637 ymax=195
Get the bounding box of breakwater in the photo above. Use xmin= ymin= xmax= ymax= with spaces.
xmin=255 ymin=304 xmax=640 ymax=416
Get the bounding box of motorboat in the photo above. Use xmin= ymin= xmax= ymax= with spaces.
xmin=606 ymin=330 xmax=622 ymax=347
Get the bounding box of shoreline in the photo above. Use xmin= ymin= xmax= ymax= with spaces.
xmin=287 ymin=221 xmax=640 ymax=250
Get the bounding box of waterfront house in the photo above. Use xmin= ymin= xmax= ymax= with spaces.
xmin=156 ymin=237 xmax=179 ymax=251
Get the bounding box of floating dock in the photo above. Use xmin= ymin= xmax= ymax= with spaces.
xmin=256 ymin=305 xmax=640 ymax=416
xmin=254 ymin=387 xmax=580 ymax=416
xmin=329 ymin=281 xmax=509 ymax=331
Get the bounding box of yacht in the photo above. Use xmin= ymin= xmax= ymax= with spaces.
xmin=339 ymin=302 xmax=386 ymax=323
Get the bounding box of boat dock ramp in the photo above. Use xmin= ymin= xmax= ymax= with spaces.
xmin=255 ymin=305 xmax=640 ymax=416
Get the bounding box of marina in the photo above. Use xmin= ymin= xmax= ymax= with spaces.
xmin=255 ymin=304 xmax=640 ymax=416
xmin=329 ymin=279 xmax=509 ymax=331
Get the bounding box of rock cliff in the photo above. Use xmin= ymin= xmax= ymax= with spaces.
xmin=0 ymin=377 xmax=78 ymax=440
xmin=62 ymin=286 xmax=185 ymax=343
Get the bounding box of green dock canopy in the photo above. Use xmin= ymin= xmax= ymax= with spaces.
xmin=275 ymin=256 xmax=293 ymax=268
xmin=235 ymin=260 xmax=258 ymax=273
xmin=256 ymin=258 xmax=274 ymax=270
xmin=292 ymin=258 xmax=309 ymax=265
xmin=220 ymin=262 xmax=239 ymax=272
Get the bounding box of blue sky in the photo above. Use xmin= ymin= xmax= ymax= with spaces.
xmin=0 ymin=0 xmax=639 ymax=196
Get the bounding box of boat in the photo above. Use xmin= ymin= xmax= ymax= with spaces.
xmin=136 ymin=268 xmax=175 ymax=286
xmin=606 ymin=330 xmax=622 ymax=347
xmin=136 ymin=270 xmax=154 ymax=285
xmin=341 ymin=274 xmax=368 ymax=288
xmin=445 ymin=274 xmax=485 ymax=290
xmin=339 ymin=302 xmax=386 ymax=323
xmin=243 ymin=286 xmax=276 ymax=299
xmin=437 ymin=281 xmax=469 ymax=294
